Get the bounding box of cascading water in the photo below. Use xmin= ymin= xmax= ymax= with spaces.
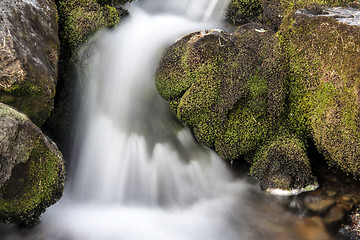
xmin=70 ymin=1 xmax=234 ymax=206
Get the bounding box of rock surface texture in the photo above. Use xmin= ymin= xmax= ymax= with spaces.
xmin=226 ymin=0 xmax=284 ymax=30
xmin=0 ymin=0 xmax=59 ymax=126
xmin=0 ymin=103 xmax=65 ymax=227
xmin=281 ymin=5 xmax=360 ymax=178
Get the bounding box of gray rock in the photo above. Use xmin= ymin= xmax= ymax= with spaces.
xmin=0 ymin=103 xmax=65 ymax=227
xmin=0 ymin=0 xmax=59 ymax=126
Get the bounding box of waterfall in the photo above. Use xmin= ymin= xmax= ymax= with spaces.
xmin=71 ymin=0 xmax=232 ymax=206
xmin=23 ymin=1 xmax=254 ymax=239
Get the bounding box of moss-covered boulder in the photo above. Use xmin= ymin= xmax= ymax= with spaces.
xmin=0 ymin=103 xmax=65 ymax=227
xmin=156 ymin=0 xmax=360 ymax=193
xmin=156 ymin=23 xmax=287 ymax=161
xmin=250 ymin=135 xmax=318 ymax=194
xmin=0 ymin=0 xmax=60 ymax=126
xmin=280 ymin=8 xmax=360 ymax=177
xmin=155 ymin=24 xmax=319 ymax=193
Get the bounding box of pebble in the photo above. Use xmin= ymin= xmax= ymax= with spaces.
xmin=306 ymin=199 xmax=336 ymax=214
xmin=296 ymin=217 xmax=331 ymax=240
xmin=326 ymin=190 xmax=337 ymax=197
xmin=323 ymin=205 xmax=345 ymax=224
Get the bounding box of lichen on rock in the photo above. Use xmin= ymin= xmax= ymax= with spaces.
xmin=0 ymin=103 xmax=65 ymax=227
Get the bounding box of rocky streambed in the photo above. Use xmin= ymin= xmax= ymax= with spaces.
xmin=229 ymin=151 xmax=360 ymax=240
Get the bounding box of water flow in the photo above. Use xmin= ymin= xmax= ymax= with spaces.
xmin=72 ymin=0 xmax=232 ymax=207
xmin=18 ymin=1 xmax=257 ymax=239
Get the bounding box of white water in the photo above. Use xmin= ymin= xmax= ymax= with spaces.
xmin=10 ymin=1 xmax=258 ymax=239
xmin=71 ymin=0 xmax=235 ymax=206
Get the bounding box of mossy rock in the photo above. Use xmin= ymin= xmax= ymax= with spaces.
xmin=57 ymin=0 xmax=127 ymax=53
xmin=250 ymin=136 xmax=318 ymax=194
xmin=0 ymin=0 xmax=60 ymax=126
xmin=279 ymin=12 xmax=360 ymax=177
xmin=156 ymin=23 xmax=287 ymax=163
xmin=226 ymin=0 xmax=284 ymax=30
xmin=0 ymin=103 xmax=65 ymax=227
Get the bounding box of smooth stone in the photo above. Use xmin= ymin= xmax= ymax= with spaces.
xmin=306 ymin=199 xmax=336 ymax=214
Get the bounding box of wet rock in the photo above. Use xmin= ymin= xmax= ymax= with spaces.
xmin=326 ymin=190 xmax=337 ymax=197
xmin=342 ymin=203 xmax=360 ymax=239
xmin=0 ymin=0 xmax=60 ymax=126
xmin=296 ymin=6 xmax=360 ymax=26
xmin=0 ymin=103 xmax=65 ymax=227
xmin=305 ymin=199 xmax=336 ymax=214
xmin=324 ymin=204 xmax=346 ymax=225
xmin=296 ymin=216 xmax=331 ymax=240
xmin=342 ymin=194 xmax=355 ymax=202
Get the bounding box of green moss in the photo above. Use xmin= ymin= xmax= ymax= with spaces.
xmin=279 ymin=10 xmax=360 ymax=177
xmin=0 ymin=81 xmax=52 ymax=126
xmin=216 ymin=105 xmax=270 ymax=160
xmin=156 ymin=26 xmax=286 ymax=164
xmin=58 ymin=0 xmax=121 ymax=52
xmin=0 ymin=137 xmax=64 ymax=226
xmin=177 ymin=55 xmax=224 ymax=147
xmin=250 ymin=135 xmax=317 ymax=190
xmin=214 ymin=72 xmax=271 ymax=160
xmin=226 ymin=0 xmax=263 ymax=25
xmin=155 ymin=34 xmax=197 ymax=101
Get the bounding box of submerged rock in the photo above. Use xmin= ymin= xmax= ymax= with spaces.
xmin=0 ymin=103 xmax=65 ymax=227
xmin=0 ymin=0 xmax=60 ymax=126
xmin=305 ymin=199 xmax=336 ymax=214
xmin=342 ymin=203 xmax=360 ymax=239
